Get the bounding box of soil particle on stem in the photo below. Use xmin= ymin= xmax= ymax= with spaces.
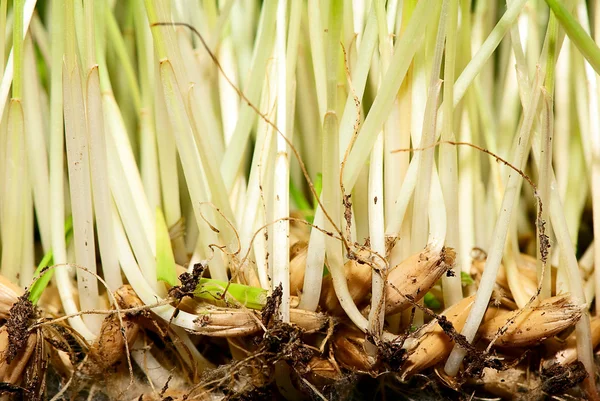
xmin=343 ymin=194 xmax=352 ymax=234
xmin=262 ymin=285 xmax=283 ymax=327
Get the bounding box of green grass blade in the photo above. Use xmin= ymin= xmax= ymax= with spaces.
xmin=545 ymin=0 xmax=600 ymax=75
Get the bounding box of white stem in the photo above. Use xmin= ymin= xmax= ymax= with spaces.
xmin=385 ymin=155 xmax=420 ymax=236
xmin=412 ymin=51 xmax=444 ymax=252
xmin=21 ymin=186 xmax=34 ymax=288
xmin=159 ymin=61 xmax=228 ymax=281
xmin=439 ymin=0 xmax=463 ymax=306
xmin=554 ymin=37 xmax=571 ymax=201
xmin=308 ymin=0 xmax=327 ymax=120
xmin=342 ymin=0 xmax=438 ymax=192
xmin=368 ymin=133 xmax=385 ymax=335
xmin=339 ymin=3 xmax=377 ymax=154
xmin=220 ymin=0 xmax=278 ymax=191
xmin=457 ymin=110 xmax=475 ymax=274
xmin=87 ymin=67 xmax=122 ymax=293
xmin=112 ymin=204 xmax=202 ymax=331
xmin=240 ymin=60 xmax=277 ymax=288
xmin=445 ymin=73 xmax=541 ymax=377
xmin=105 ymin=96 xmax=159 ymax=291
xmin=451 ymin=0 xmax=529 ymax=108
xmin=272 ymin=0 xmax=289 ymax=322
xmin=298 ymin=204 xmax=326 ymax=311
xmin=532 ymin=134 xmax=596 ymax=391
xmin=218 ymin=36 xmax=239 ymax=146
xmin=63 ymin=60 xmax=101 ymax=332
xmin=48 ymin=0 xmax=93 ymax=340
xmin=428 ymin=167 xmax=447 ymax=254
xmin=154 ymin=69 xmax=182 ymax=237
xmin=580 ymin=240 xmax=594 ymax=275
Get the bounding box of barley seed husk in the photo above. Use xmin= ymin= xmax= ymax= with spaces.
xmin=543 ymin=316 xmax=600 ymax=369
xmin=193 ymin=306 xmax=328 ymax=337
xmin=400 ymin=295 xmax=475 ymax=379
xmin=384 ymin=246 xmax=455 ymax=315
xmin=0 ymin=326 xmax=37 ymax=384
xmin=471 ymin=257 xmax=538 ymax=301
xmin=289 ymin=240 xmax=308 ymax=296
xmin=475 ymin=366 xmax=542 ymax=399
xmin=332 ymin=324 xmax=376 ymax=372
xmin=304 ymin=356 xmax=341 ymax=387
xmin=83 ymin=286 xmax=144 ymax=375
xmin=321 ymin=246 xmax=454 ymax=317
xmin=478 ymin=294 xmax=582 ymax=347
xmin=0 ymin=275 xmax=22 ymax=319
xmin=320 ymin=258 xmax=372 ymax=315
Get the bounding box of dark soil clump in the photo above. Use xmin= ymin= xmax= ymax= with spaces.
xmin=6 ymin=293 xmax=36 ymax=363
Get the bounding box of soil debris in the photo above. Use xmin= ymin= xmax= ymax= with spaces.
xmin=262 ymin=284 xmax=283 ymax=327
xmin=227 ymin=384 xmax=275 ymax=401
xmin=541 ymin=361 xmax=588 ymax=395
xmin=260 ymin=322 xmax=314 ymax=369
xmin=169 ymin=263 xmax=207 ymax=301
xmin=0 ymin=382 xmax=28 ymax=396
xmin=6 ymin=292 xmax=36 ymax=363
xmin=366 ymin=333 xmax=407 ymax=371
